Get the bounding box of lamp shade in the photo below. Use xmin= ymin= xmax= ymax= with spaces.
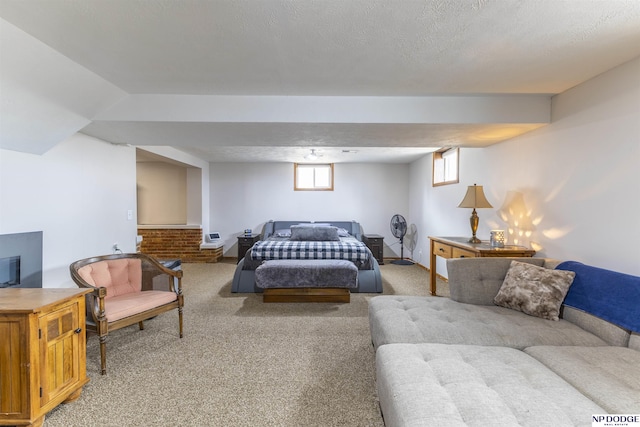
xmin=458 ymin=184 xmax=493 ymax=209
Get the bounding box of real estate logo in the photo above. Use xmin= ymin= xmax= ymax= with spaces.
xmin=592 ymin=414 xmax=640 ymax=427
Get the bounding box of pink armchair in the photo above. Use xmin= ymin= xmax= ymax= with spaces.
xmin=69 ymin=253 xmax=184 ymax=374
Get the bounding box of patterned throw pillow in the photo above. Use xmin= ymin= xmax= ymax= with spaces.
xmin=494 ymin=260 xmax=576 ymax=321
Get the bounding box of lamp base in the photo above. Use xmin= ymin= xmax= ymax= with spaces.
xmin=467 ymin=209 xmax=481 ymax=244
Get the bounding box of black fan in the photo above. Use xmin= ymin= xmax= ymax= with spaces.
xmin=390 ymin=214 xmax=414 ymax=265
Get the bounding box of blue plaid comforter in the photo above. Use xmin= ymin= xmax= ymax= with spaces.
xmin=251 ymin=240 xmax=369 ymax=263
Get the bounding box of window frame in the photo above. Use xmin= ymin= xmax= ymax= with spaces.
xmin=432 ymin=147 xmax=459 ymax=187
xmin=294 ymin=163 xmax=334 ymax=191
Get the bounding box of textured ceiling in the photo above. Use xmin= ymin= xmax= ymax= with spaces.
xmin=1 ymin=0 xmax=640 ymax=162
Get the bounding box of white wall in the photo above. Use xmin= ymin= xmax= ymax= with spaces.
xmin=137 ymin=146 xmax=210 ymax=232
xmin=209 ymin=162 xmax=410 ymax=257
xmin=137 ymin=161 xmax=187 ymax=224
xmin=0 ymin=133 xmax=138 ymax=287
xmin=410 ymin=57 xmax=640 ymax=276
xmin=186 ymin=167 xmax=203 ymax=225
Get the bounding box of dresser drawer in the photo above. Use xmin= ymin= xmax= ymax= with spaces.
xmin=453 ymin=247 xmax=477 ymax=258
xmin=433 ymin=241 xmax=452 ymax=258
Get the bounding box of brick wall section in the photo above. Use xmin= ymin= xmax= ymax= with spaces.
xmin=138 ymin=228 xmax=222 ymax=263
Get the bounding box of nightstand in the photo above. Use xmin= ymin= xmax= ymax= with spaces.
xmin=363 ymin=234 xmax=384 ymax=265
xmin=237 ymin=234 xmax=260 ymax=263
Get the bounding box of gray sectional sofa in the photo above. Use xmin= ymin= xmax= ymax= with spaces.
xmin=369 ymin=257 xmax=640 ymax=426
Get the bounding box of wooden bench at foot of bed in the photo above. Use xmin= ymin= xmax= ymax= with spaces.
xmin=255 ymin=259 xmax=358 ymax=303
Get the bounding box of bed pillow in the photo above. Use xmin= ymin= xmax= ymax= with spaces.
xmin=295 ymin=223 xmax=350 ymax=236
xmin=336 ymin=227 xmax=350 ymax=237
xmin=494 ymin=260 xmax=576 ymax=321
xmin=290 ymin=225 xmax=340 ymax=241
xmin=274 ymin=228 xmax=291 ymax=237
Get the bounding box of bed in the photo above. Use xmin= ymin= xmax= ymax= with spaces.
xmin=231 ymin=220 xmax=383 ymax=293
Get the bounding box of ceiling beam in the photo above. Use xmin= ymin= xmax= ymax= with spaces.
xmin=94 ymin=94 xmax=551 ymax=125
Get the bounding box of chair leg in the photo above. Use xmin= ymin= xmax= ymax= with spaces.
xmin=139 ymin=321 xmax=144 ymax=330
xmin=179 ymin=306 xmax=183 ymax=338
xmin=99 ymin=335 xmax=107 ymax=375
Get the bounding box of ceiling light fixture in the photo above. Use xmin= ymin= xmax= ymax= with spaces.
xmin=304 ymin=149 xmax=320 ymax=161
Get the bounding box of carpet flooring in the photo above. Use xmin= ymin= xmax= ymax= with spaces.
xmin=43 ymin=260 xmax=448 ymax=427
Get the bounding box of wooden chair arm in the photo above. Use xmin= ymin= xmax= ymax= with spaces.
xmin=73 ymin=282 xmax=107 ymax=327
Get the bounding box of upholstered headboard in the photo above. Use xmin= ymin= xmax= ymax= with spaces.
xmin=262 ymin=220 xmax=363 ymax=241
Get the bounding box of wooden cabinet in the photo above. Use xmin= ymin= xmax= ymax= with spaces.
xmin=0 ymin=288 xmax=91 ymax=427
xmin=237 ymin=234 xmax=261 ymax=263
xmin=363 ymin=234 xmax=384 ymax=265
xmin=429 ymin=236 xmax=535 ymax=296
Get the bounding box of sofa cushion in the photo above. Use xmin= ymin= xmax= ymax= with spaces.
xmin=368 ymin=295 xmax=608 ymax=349
xmin=77 ymin=258 xmax=142 ymax=299
xmin=376 ymin=343 xmax=605 ymax=427
xmin=104 ymin=290 xmax=177 ymax=322
xmin=524 ymin=346 xmax=640 ymax=414
xmin=562 ymin=306 xmax=630 ymax=347
xmin=494 ymin=261 xmax=575 ymax=321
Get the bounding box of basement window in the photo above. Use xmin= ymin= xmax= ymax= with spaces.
xmin=432 ymin=147 xmax=459 ymax=186
xmin=294 ymin=163 xmax=334 ymax=191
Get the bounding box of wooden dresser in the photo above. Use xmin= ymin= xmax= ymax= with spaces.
xmin=429 ymin=236 xmax=535 ymax=296
xmin=0 ymin=288 xmax=91 ymax=427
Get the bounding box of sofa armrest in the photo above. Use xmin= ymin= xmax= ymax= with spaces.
xmin=446 ymin=257 xmax=548 ymax=305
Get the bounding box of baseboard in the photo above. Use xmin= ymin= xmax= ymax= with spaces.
xmin=383 ymin=258 xmax=447 ymax=282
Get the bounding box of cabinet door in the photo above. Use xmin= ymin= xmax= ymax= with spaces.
xmin=38 ymin=301 xmax=82 ymax=407
xmin=0 ymin=315 xmax=29 ymax=420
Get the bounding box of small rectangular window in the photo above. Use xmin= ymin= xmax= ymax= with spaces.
xmin=432 ymin=147 xmax=459 ymax=186
xmin=294 ymin=163 xmax=334 ymax=191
